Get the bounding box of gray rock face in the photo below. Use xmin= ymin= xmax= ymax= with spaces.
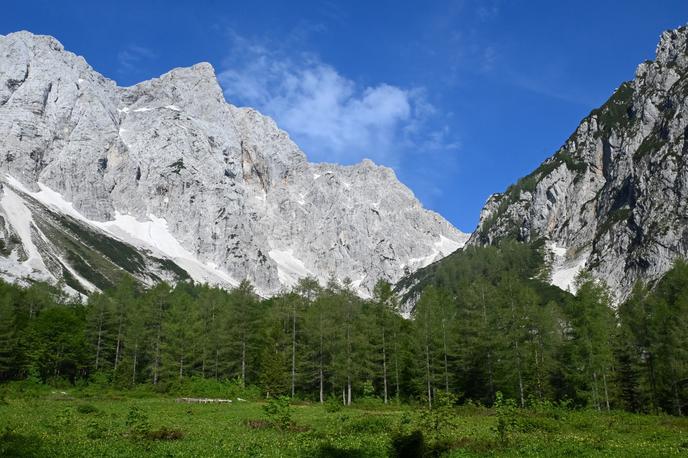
xmin=0 ymin=31 xmax=467 ymax=296
xmin=470 ymin=25 xmax=688 ymax=301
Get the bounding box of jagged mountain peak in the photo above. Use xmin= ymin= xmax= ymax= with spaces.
xmin=0 ymin=30 xmax=468 ymax=297
xmin=469 ymin=23 xmax=688 ymax=301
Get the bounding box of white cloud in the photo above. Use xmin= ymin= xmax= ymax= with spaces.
xmin=218 ymin=36 xmax=455 ymax=167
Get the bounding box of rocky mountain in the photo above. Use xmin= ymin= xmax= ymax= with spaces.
xmin=0 ymin=31 xmax=467 ymax=296
xmin=469 ymin=25 xmax=688 ymax=301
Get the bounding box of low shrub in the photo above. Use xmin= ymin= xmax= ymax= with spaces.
xmin=0 ymin=427 xmax=44 ymax=457
xmin=245 ymin=419 xmax=270 ymax=429
xmin=391 ymin=430 xmax=426 ymax=457
xmin=263 ymin=396 xmax=293 ymax=430
xmin=76 ymin=403 xmax=99 ymax=415
xmin=324 ymin=395 xmax=343 ymax=413
xmin=125 ymin=406 xmax=151 ymax=438
xmin=86 ymin=420 xmax=107 ymax=439
xmin=494 ymin=391 xmax=518 ymax=444
xmin=144 ymin=427 xmax=184 ymax=441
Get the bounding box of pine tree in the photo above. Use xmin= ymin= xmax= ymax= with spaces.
xmin=564 ymin=273 xmax=616 ymax=410
xmin=85 ymin=293 xmax=112 ymax=374
xmin=259 ymin=322 xmax=290 ymax=398
xmin=0 ymin=288 xmax=18 ymax=380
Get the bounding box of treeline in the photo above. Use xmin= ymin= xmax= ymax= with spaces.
xmin=0 ymin=241 xmax=687 ymax=415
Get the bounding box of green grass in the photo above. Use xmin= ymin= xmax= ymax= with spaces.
xmin=1 ymin=389 xmax=687 ymax=457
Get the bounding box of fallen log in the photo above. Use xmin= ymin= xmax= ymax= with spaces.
xmin=175 ymin=397 xmax=233 ymax=404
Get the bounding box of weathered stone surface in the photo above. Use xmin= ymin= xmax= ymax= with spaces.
xmin=470 ymin=25 xmax=688 ymax=301
xmin=0 ymin=31 xmax=467 ymax=296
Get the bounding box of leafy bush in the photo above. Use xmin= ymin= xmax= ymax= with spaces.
xmin=0 ymin=426 xmax=44 ymax=457
xmin=313 ymin=443 xmax=367 ymax=457
xmin=410 ymin=391 xmax=459 ymax=456
xmin=144 ymin=426 xmax=184 ymax=441
xmin=324 ymin=395 xmax=343 ymax=413
xmin=494 ymin=391 xmax=518 ymax=444
xmin=263 ymin=395 xmax=292 ymax=430
xmin=165 ymin=376 xmax=260 ymax=401
xmin=76 ymin=403 xmax=99 ymax=415
xmin=86 ymin=420 xmax=107 ymax=439
xmin=125 ymin=406 xmax=151 ymax=438
xmin=391 ymin=430 xmax=426 ymax=457
xmin=55 ymin=407 xmax=75 ymax=429
xmin=362 ymin=380 xmax=375 ymax=398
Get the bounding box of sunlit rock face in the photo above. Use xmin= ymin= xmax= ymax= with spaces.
xmin=470 ymin=25 xmax=688 ymax=301
xmin=0 ymin=31 xmax=467 ymax=296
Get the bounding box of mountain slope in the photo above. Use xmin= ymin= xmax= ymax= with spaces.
xmin=469 ymin=25 xmax=688 ymax=301
xmin=0 ymin=178 xmax=190 ymax=295
xmin=0 ymin=31 xmax=467 ymax=296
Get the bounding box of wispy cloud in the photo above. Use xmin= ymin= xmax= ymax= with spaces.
xmin=117 ymin=44 xmax=157 ymax=74
xmin=217 ymin=33 xmax=458 ymax=168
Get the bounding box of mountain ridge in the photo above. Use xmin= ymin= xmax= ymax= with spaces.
xmin=0 ymin=30 xmax=468 ymax=296
xmin=465 ymin=24 xmax=688 ymax=301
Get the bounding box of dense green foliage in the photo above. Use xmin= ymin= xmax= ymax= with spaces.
xmin=1 ymin=391 xmax=687 ymax=457
xmin=1 ymin=243 xmax=688 ymax=416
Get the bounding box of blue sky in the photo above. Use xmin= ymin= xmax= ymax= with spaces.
xmin=3 ymin=1 xmax=687 ymax=232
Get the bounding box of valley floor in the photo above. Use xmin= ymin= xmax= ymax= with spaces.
xmin=1 ymin=389 xmax=687 ymax=457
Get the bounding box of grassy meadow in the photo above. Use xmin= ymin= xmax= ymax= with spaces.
xmin=1 ymin=384 xmax=687 ymax=457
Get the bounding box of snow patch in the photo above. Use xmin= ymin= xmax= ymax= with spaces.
xmin=350 ymin=276 xmax=371 ymax=299
xmin=0 ymin=186 xmax=52 ymax=277
xmin=58 ymin=255 xmax=97 ymax=292
xmin=435 ymin=235 xmax=465 ymax=256
xmin=268 ymin=249 xmax=311 ymax=287
xmin=4 ymin=176 xmax=238 ymax=288
xmin=133 ymin=107 xmax=154 ymax=113
xmin=97 ymin=213 xmax=237 ymax=287
xmin=165 ymin=105 xmax=181 ymax=111
xmin=405 ymin=234 xmax=467 ymax=270
xmin=547 ymin=241 xmax=589 ymax=293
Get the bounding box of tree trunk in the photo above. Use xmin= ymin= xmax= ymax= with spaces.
xmin=382 ymin=326 xmax=388 ymax=404
xmin=442 ymin=318 xmax=449 ymax=394
xmin=179 ymin=349 xmax=184 ymax=381
xmin=214 ymin=348 xmax=219 ymax=380
xmin=394 ymin=331 xmax=400 ymax=401
xmin=346 ymin=302 xmax=352 ymax=406
xmin=603 ymin=372 xmax=611 ymax=412
xmin=426 ymin=342 xmax=432 ymax=409
xmin=94 ymin=309 xmax=104 ymax=371
xmin=241 ymin=338 xmax=246 ymax=387
xmin=114 ymin=313 xmax=123 ymax=372
xmin=517 ymin=362 xmax=525 ymax=408
xmin=347 ymin=376 xmax=352 ymax=406
xmin=592 ymin=371 xmax=601 ymax=411
xmin=319 ymin=365 xmax=324 ymax=404
xmin=319 ymin=330 xmax=324 ymax=404
xmin=291 ymin=303 xmax=296 ymax=398
xmin=648 ymin=354 xmax=658 ymax=414
xmin=508 ymin=290 xmax=525 ymax=408
xmin=153 ymin=323 xmax=161 ymax=385
xmin=481 ymin=286 xmax=495 ymax=401
xmin=132 ymin=342 xmax=138 ymax=385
